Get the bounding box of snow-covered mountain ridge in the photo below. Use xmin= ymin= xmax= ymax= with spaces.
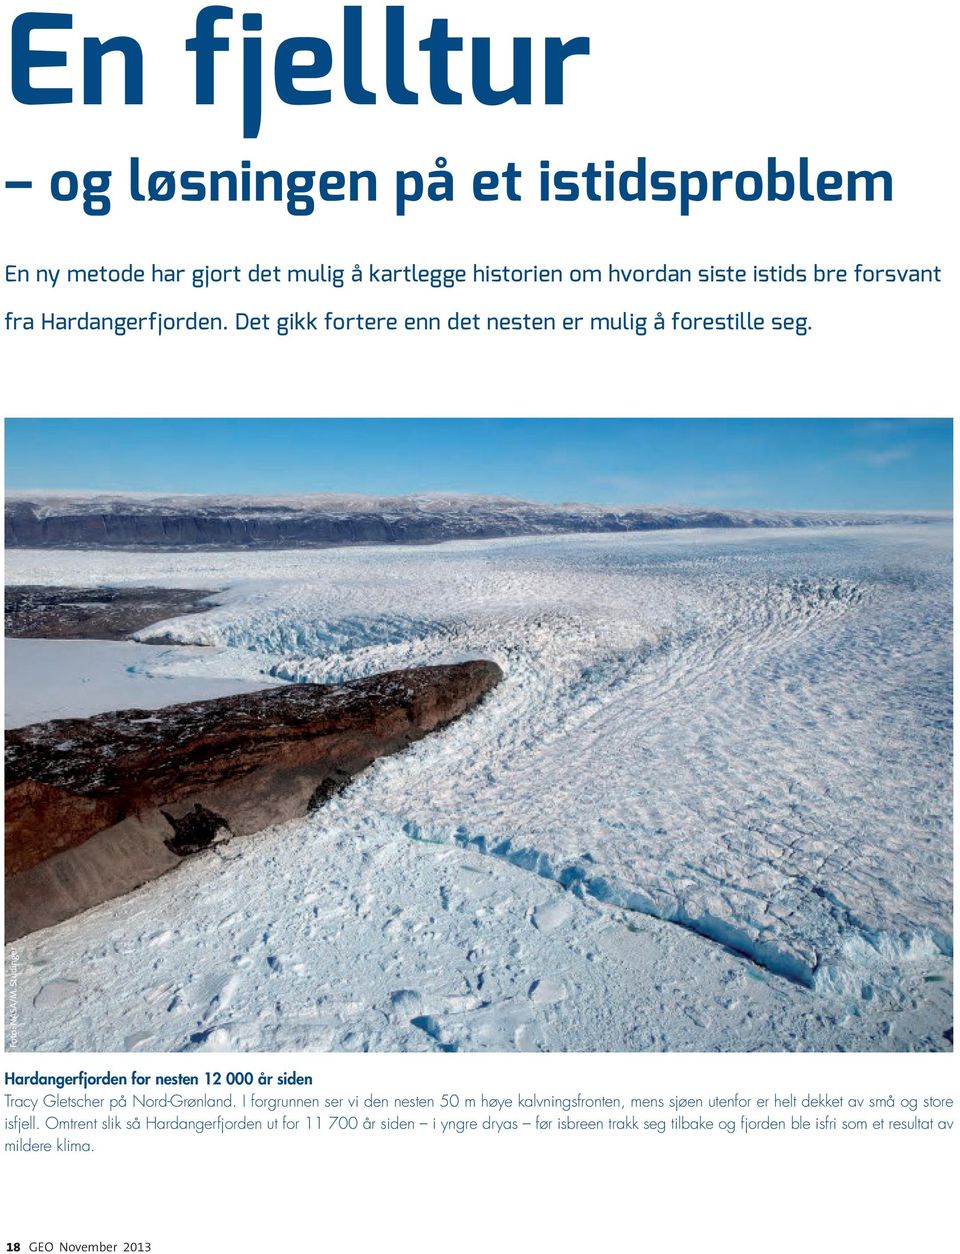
xmin=5 ymin=491 xmax=944 ymax=549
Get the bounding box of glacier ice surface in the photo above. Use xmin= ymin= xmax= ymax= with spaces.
xmin=4 ymin=524 xmax=952 ymax=1051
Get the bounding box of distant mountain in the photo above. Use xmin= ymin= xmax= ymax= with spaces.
xmin=3 ymin=491 xmax=943 ymax=550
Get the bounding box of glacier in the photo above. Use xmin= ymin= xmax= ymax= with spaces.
xmin=4 ymin=523 xmax=952 ymax=1052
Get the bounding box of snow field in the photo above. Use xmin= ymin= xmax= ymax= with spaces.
xmin=5 ymin=525 xmax=952 ymax=1051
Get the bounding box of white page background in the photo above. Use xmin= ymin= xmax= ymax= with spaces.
xmin=0 ymin=3 xmax=956 ymax=1251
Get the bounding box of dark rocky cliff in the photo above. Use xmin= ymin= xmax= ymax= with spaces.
xmin=3 ymin=492 xmax=898 ymax=550
xmin=5 ymin=661 xmax=502 ymax=940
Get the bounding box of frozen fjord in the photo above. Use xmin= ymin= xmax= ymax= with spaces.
xmin=5 ymin=524 xmax=952 ymax=1051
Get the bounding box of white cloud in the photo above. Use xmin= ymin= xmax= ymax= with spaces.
xmin=855 ymin=446 xmax=913 ymax=467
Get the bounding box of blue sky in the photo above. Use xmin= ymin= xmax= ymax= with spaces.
xmin=3 ymin=418 xmax=952 ymax=509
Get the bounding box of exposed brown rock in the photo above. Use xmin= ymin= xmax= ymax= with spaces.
xmin=4 ymin=585 xmax=218 ymax=640
xmin=5 ymin=661 xmax=502 ymax=940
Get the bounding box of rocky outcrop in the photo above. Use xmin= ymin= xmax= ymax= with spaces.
xmin=5 ymin=661 xmax=502 ymax=940
xmin=5 ymin=492 xmax=931 ymax=550
xmin=5 ymin=585 xmax=219 ymax=640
